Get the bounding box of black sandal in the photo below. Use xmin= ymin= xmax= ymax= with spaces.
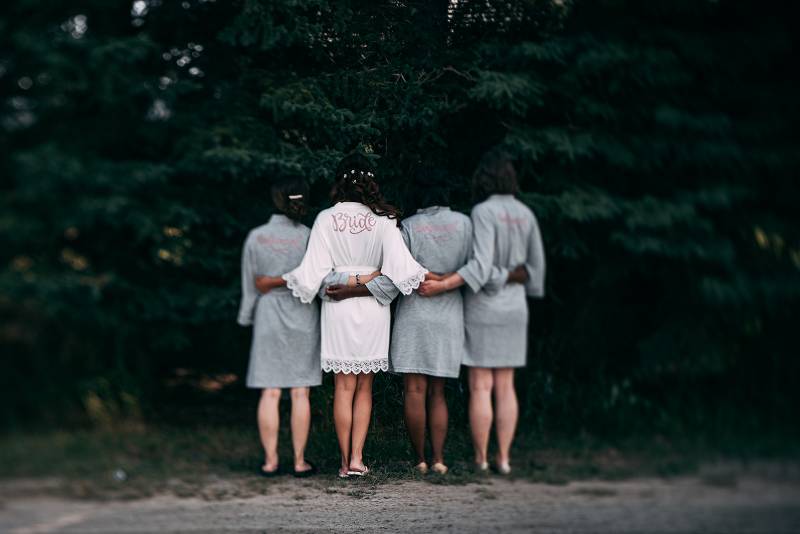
xmin=258 ymin=465 xmax=282 ymax=478
xmin=293 ymin=461 xmax=318 ymax=478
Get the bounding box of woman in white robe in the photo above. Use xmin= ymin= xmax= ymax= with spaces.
xmin=283 ymin=154 xmax=427 ymax=478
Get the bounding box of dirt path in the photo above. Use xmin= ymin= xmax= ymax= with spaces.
xmin=2 ymin=471 xmax=800 ymax=533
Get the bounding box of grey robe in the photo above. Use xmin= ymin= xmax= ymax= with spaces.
xmin=237 ymin=214 xmax=322 ymax=389
xmin=457 ymin=194 xmax=546 ymax=368
xmin=389 ymin=207 xmax=473 ymax=377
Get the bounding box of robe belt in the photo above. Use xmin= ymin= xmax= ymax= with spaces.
xmin=334 ymin=265 xmax=379 ymax=274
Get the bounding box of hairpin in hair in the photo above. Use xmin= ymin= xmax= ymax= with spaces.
xmin=351 ymin=179 xmax=357 ymax=184
xmin=288 ymin=194 xmax=303 ymax=200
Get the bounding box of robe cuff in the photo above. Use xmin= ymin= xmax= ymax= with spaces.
xmin=524 ymin=265 xmax=545 ymax=298
xmin=457 ymin=265 xmax=483 ymax=294
xmin=365 ymin=278 xmax=397 ymax=306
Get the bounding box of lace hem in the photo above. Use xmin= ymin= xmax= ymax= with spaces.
xmin=282 ymin=273 xmax=316 ymax=304
xmin=322 ymin=358 xmax=389 ymax=374
xmin=395 ymin=268 xmax=428 ymax=296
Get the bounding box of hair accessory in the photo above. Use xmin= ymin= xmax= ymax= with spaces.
xmin=367 ymin=171 xmax=374 ymax=177
xmin=350 ymin=169 xmax=355 ymax=174
xmin=351 ymin=179 xmax=357 ymax=184
xmin=288 ymin=194 xmax=303 ymax=200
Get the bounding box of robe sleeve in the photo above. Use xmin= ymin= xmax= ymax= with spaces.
xmin=318 ymin=270 xmax=350 ymax=301
xmin=365 ymin=275 xmax=400 ymax=306
xmin=456 ymin=205 xmax=496 ymax=293
xmin=380 ymin=220 xmax=427 ymax=295
xmin=524 ymin=211 xmax=546 ymax=297
xmin=283 ymin=214 xmax=334 ymax=304
xmin=236 ymin=235 xmax=258 ymax=326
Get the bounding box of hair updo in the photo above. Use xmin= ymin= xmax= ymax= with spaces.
xmin=271 ymin=177 xmax=309 ymax=222
xmin=330 ymin=153 xmax=402 ymax=226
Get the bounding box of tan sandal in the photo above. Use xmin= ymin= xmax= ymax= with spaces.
xmin=431 ymin=462 xmax=448 ymax=475
xmin=347 ymin=465 xmax=370 ymax=476
xmin=414 ymin=461 xmax=429 ymax=474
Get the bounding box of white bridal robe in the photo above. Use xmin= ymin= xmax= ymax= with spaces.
xmin=283 ymin=201 xmax=427 ymax=374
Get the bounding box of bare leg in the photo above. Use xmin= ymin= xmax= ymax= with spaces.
xmin=468 ymin=367 xmax=494 ymax=466
xmin=349 ymin=372 xmax=375 ymax=471
xmin=493 ymin=368 xmax=518 ymax=468
xmin=290 ymin=387 xmax=312 ymax=472
xmin=427 ymin=377 xmax=448 ymax=466
xmin=404 ymin=374 xmax=428 ymax=464
xmin=257 ymin=388 xmax=281 ymax=472
xmin=334 ymin=373 xmax=357 ymax=473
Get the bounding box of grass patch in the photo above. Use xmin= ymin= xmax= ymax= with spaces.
xmin=2 ymin=422 xmax=795 ymax=501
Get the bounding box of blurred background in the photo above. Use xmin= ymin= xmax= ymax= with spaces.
xmin=1 ymin=0 xmax=798 ymax=489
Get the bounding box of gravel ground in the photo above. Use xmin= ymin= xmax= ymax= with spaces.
xmin=2 ymin=468 xmax=800 ymax=533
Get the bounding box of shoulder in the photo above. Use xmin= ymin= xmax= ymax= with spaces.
xmin=376 ymin=213 xmax=401 ymax=229
xmin=512 ymin=198 xmax=538 ymax=221
xmin=312 ymin=208 xmax=335 ymax=226
xmin=469 ymin=199 xmax=494 ymax=219
xmin=244 ymin=222 xmax=270 ymax=242
xmin=401 ymin=213 xmax=425 ymax=228
xmin=450 ymin=210 xmax=471 ymax=224
xmin=293 ymin=222 xmax=312 ymax=237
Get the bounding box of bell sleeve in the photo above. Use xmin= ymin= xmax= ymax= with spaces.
xmin=524 ymin=211 xmax=546 ymax=298
xmin=236 ymin=235 xmax=259 ymax=326
xmin=283 ymin=214 xmax=334 ymax=304
xmin=380 ymin=220 xmax=427 ymax=295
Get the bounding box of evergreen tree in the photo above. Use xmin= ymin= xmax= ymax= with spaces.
xmin=1 ymin=0 xmax=797 ymax=438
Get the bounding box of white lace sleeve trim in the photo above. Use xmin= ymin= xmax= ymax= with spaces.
xmin=282 ymin=273 xmax=316 ymax=304
xmin=394 ymin=268 xmax=428 ymax=296
xmin=322 ymin=358 xmax=389 ymax=374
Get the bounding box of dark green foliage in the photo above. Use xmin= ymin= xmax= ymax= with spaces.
xmin=1 ymin=0 xmax=798 ymax=440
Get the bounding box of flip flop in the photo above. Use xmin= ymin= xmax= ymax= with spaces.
xmin=293 ymin=461 xmax=318 ymax=478
xmin=346 ymin=466 xmax=370 ymax=476
xmin=337 ymin=468 xmax=350 ymax=479
xmin=414 ymin=462 xmax=429 ymax=474
xmin=259 ymin=465 xmax=281 ymax=478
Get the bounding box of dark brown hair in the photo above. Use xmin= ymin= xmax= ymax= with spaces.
xmin=271 ymin=178 xmax=309 ymax=222
xmin=330 ymin=153 xmax=402 ymax=226
xmin=472 ymin=149 xmax=519 ymax=200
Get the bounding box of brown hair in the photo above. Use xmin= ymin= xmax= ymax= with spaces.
xmin=271 ymin=178 xmax=309 ymax=222
xmin=330 ymin=153 xmax=402 ymax=226
xmin=472 ymin=149 xmax=519 ymax=200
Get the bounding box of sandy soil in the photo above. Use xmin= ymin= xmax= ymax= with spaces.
xmin=1 ymin=468 xmax=800 ymax=533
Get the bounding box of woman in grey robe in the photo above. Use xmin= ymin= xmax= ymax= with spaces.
xmin=419 ymin=151 xmax=546 ymax=476
xmin=237 ymin=178 xmax=320 ymax=478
